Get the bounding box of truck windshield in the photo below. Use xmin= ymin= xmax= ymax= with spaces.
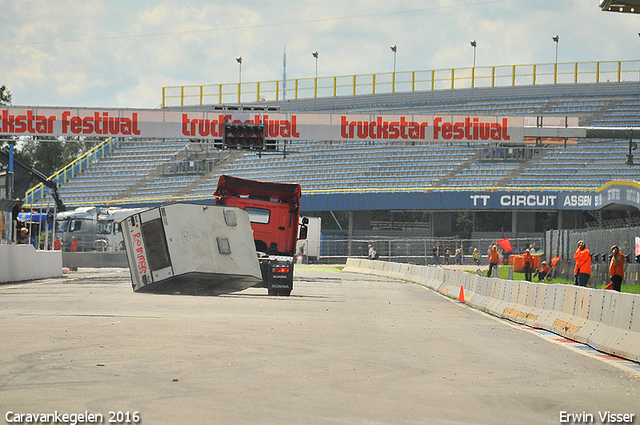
xmin=97 ymin=221 xmax=112 ymax=235
xmin=55 ymin=219 xmax=69 ymax=233
xmin=244 ymin=207 xmax=270 ymax=224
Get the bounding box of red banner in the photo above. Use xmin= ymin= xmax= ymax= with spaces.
xmin=0 ymin=106 xmax=528 ymax=142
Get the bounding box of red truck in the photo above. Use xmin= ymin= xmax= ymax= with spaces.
xmin=214 ymin=175 xmax=308 ymax=296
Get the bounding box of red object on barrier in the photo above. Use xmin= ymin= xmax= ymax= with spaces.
xmin=604 ymin=282 xmax=613 ymax=290
xmin=458 ymin=286 xmax=465 ymax=303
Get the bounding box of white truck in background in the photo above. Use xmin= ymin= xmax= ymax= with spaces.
xmin=297 ymin=216 xmax=321 ymax=263
xmin=55 ymin=207 xmax=146 ymax=251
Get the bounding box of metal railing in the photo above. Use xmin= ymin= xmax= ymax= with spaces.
xmin=318 ymin=236 xmax=542 ymax=266
xmin=162 ymin=60 xmax=640 ymax=107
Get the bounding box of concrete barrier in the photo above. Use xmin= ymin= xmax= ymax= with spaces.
xmin=533 ymin=284 xmax=566 ymax=332
xmin=551 ymin=285 xmax=590 ymax=340
xmin=62 ymin=251 xmax=128 ymax=268
xmin=342 ymin=258 xmax=363 ymax=274
xmin=0 ymin=244 xmax=63 ymax=283
xmin=468 ymin=276 xmax=493 ymax=312
xmin=343 ymin=258 xmax=640 ymax=364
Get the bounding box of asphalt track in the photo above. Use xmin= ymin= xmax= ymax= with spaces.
xmin=1 ymin=265 xmax=639 ymax=425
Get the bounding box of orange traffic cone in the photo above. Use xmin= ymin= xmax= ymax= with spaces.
xmin=457 ymin=286 xmax=465 ymax=303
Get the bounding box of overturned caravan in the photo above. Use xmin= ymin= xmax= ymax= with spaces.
xmin=121 ymin=203 xmax=262 ymax=295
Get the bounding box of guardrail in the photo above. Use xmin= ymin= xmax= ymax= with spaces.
xmin=162 ymin=60 xmax=640 ymax=107
xmin=25 ymin=138 xmax=121 ymax=205
xmin=343 ymin=258 xmax=640 ymax=363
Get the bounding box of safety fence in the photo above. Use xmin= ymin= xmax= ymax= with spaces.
xmin=162 ymin=60 xmax=640 ymax=107
xmin=343 ymin=258 xmax=640 ymax=363
xmin=546 ymin=227 xmax=640 ymax=285
xmin=319 ymin=236 xmax=542 ymax=265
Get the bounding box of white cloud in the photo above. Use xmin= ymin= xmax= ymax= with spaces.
xmin=1 ymin=0 xmax=638 ymax=107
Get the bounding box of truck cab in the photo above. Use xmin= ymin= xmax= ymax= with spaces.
xmin=214 ymin=175 xmax=307 ymax=296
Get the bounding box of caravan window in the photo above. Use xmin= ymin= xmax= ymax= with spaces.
xmin=141 ymin=218 xmax=171 ymax=272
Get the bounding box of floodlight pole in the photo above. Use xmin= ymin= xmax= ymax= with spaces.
xmin=312 ymin=51 xmax=319 ymax=80
xmin=552 ymin=36 xmax=559 ymax=84
xmin=236 ymin=57 xmax=243 ymax=83
xmin=470 ymin=40 xmax=477 ymax=88
xmin=391 ymin=45 xmax=397 ymax=92
xmin=312 ymin=51 xmax=319 ymax=97
xmin=470 ymin=40 xmax=477 ymax=68
xmin=391 ymin=45 xmax=397 ymax=73
xmin=236 ymin=56 xmax=242 ymax=103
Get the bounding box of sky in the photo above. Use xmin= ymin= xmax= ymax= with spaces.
xmin=1 ymin=0 xmax=639 ymax=108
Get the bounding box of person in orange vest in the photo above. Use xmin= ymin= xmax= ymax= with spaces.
xmin=573 ymin=240 xmax=591 ymax=287
xmin=609 ymin=245 xmax=625 ymax=292
xmin=535 ymin=261 xmax=551 ymax=281
xmin=53 ymin=237 xmax=62 ymax=251
xmin=488 ymin=245 xmax=499 ymax=277
xmin=523 ymin=249 xmax=534 ymax=281
xmin=71 ymin=236 xmax=79 ymax=252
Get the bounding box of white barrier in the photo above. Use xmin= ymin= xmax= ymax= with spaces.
xmin=0 ymin=244 xmax=63 ymax=283
xmin=343 ymin=259 xmax=640 ymax=363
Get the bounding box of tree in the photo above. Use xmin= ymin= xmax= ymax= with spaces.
xmin=0 ymin=85 xmax=95 ymax=178
xmin=0 ymin=85 xmax=13 ymax=151
xmin=20 ymin=138 xmax=94 ymax=177
xmin=0 ymin=85 xmax=11 ymax=105
xmin=453 ymin=211 xmax=474 ymax=237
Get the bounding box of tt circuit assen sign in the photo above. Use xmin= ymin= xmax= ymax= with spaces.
xmin=0 ymin=107 xmax=526 ymax=142
xmin=302 ymin=189 xmax=598 ymax=212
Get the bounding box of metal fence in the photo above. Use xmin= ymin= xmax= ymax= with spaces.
xmin=162 ymin=59 xmax=640 ymax=107
xmin=546 ymin=227 xmax=640 ymax=285
xmin=318 ymin=234 xmax=542 ymax=266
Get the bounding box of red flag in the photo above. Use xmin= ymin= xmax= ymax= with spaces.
xmin=496 ymin=238 xmax=513 ymax=252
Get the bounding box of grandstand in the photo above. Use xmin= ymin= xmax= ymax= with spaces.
xmin=35 ymin=81 xmax=639 ymax=204
xmin=19 ymin=75 xmax=640 ymax=263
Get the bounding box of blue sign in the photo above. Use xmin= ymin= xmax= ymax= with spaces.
xmin=300 ymin=188 xmax=600 ymax=212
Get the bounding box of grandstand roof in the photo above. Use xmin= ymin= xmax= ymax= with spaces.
xmin=600 ymin=0 xmax=640 ymax=13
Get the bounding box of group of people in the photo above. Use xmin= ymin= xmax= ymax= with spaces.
xmin=368 ymin=244 xmax=378 ymax=260
xmin=573 ymin=240 xmax=626 ymax=292
xmin=375 ymin=238 xmax=627 ymax=292
xmin=432 ymin=242 xmax=465 ymax=265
